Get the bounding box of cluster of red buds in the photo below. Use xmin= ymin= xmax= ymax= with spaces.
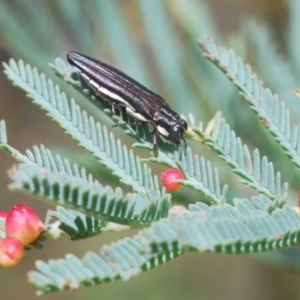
xmin=0 ymin=204 xmax=44 ymax=267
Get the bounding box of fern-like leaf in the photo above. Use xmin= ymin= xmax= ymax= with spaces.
xmin=9 ymin=164 xmax=170 ymax=225
xmin=193 ymin=112 xmax=288 ymax=208
xmin=28 ymin=195 xmax=300 ymax=294
xmin=46 ymin=207 xmax=109 ymax=240
xmin=1 ymin=130 xmax=170 ymax=225
xmin=198 ymin=36 xmax=300 ymax=170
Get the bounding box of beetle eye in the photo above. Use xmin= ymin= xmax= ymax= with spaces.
xmin=180 ymin=119 xmax=188 ymax=130
xmin=169 ymin=125 xmax=184 ymax=143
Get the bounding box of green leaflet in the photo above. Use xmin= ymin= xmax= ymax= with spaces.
xmin=29 ymin=196 xmax=300 ymax=294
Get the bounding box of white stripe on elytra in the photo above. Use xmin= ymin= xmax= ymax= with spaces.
xmin=125 ymin=106 xmax=148 ymax=122
xmin=76 ymin=68 xmax=135 ymax=111
xmin=157 ymin=125 xmax=169 ymax=137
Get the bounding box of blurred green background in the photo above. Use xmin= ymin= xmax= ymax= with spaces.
xmin=1 ymin=0 xmax=300 ymax=299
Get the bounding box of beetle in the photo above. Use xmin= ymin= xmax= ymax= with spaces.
xmin=67 ymin=51 xmax=187 ymax=155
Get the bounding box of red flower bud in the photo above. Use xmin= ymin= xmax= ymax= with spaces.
xmin=161 ymin=169 xmax=184 ymax=192
xmin=0 ymin=237 xmax=24 ymax=267
xmin=6 ymin=204 xmax=45 ymax=244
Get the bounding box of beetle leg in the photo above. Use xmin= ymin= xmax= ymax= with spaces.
xmin=151 ymin=128 xmax=158 ymax=157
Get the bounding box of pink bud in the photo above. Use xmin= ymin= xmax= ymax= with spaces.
xmin=161 ymin=169 xmax=184 ymax=192
xmin=0 ymin=237 xmax=24 ymax=267
xmin=6 ymin=204 xmax=45 ymax=244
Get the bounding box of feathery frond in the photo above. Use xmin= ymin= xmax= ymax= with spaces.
xmin=46 ymin=206 xmax=130 ymax=240
xmin=1 ymin=130 xmax=170 ymax=225
xmin=9 ymin=164 xmax=170 ymax=225
xmin=198 ymin=36 xmax=300 ymax=171
xmin=46 ymin=207 xmax=109 ymax=240
xmin=246 ymin=22 xmax=299 ymax=111
xmin=193 ymin=112 xmax=288 ymax=208
xmin=28 ymin=195 xmax=300 ymax=294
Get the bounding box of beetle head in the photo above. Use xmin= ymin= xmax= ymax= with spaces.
xmin=168 ymin=118 xmax=187 ymax=143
